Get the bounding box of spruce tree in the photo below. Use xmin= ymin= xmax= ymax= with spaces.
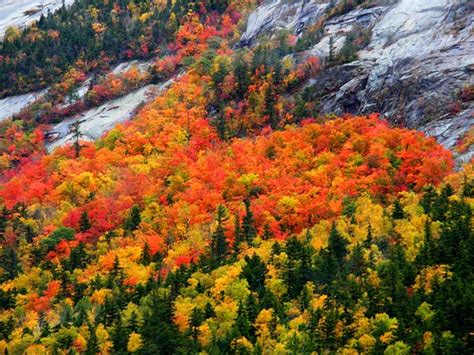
xmin=211 ymin=205 xmax=229 ymax=266
xmin=86 ymin=322 xmax=99 ymax=355
xmin=140 ymin=241 xmax=152 ymax=265
xmin=392 ymin=199 xmax=405 ymax=220
xmin=241 ymin=254 xmax=267 ymax=296
xmin=124 ymin=205 xmax=141 ymax=232
xmin=69 ymin=242 xmax=87 ymax=270
xmin=79 ymin=211 xmax=91 ymax=232
xmin=140 ymin=289 xmax=183 ymax=354
xmin=189 ymin=306 xmax=204 ymax=345
xmin=233 ymin=213 xmax=243 ymax=255
xmin=111 ymin=315 xmax=129 ymax=354
xmin=233 ymin=301 xmax=252 ymax=339
xmin=242 ymin=199 xmax=257 ymax=245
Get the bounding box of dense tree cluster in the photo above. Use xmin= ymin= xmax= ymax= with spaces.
xmin=0 ymin=0 xmax=230 ymax=97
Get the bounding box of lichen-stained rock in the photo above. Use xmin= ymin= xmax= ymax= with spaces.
xmin=0 ymin=89 xmax=48 ymax=122
xmin=0 ymin=0 xmax=75 ymax=39
xmin=241 ymin=0 xmax=474 ymax=163
xmin=240 ymin=0 xmax=331 ymax=46
xmin=310 ymin=6 xmax=386 ymax=58
xmin=45 ymin=78 xmax=176 ymax=151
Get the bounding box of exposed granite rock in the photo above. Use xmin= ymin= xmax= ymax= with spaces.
xmin=241 ymin=0 xmax=474 ymax=163
xmin=240 ymin=0 xmax=331 ymax=46
xmin=0 ymin=0 xmax=75 ymax=39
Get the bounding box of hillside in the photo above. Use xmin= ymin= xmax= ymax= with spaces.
xmin=0 ymin=0 xmax=473 ymax=354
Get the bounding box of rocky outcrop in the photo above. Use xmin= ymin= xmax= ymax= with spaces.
xmin=0 ymin=0 xmax=75 ymax=38
xmin=0 ymin=89 xmax=48 ymax=122
xmin=240 ymin=0 xmax=331 ymax=46
xmin=241 ymin=0 xmax=474 ymax=163
xmin=310 ymin=6 xmax=386 ymax=58
xmin=45 ymin=78 xmax=176 ymax=151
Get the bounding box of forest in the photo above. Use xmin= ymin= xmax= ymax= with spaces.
xmin=0 ymin=0 xmax=472 ymax=354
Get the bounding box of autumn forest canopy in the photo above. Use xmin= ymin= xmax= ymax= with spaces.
xmin=0 ymin=0 xmax=473 ymax=354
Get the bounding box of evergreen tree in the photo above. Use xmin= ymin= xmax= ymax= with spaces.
xmin=79 ymin=211 xmax=91 ymax=232
xmin=241 ymin=254 xmax=267 ymax=296
xmin=0 ymin=206 xmax=8 ymax=240
xmin=0 ymin=247 xmax=20 ymax=281
xmin=242 ymin=199 xmax=257 ymax=244
xmin=69 ymin=242 xmax=87 ymax=270
xmin=128 ymin=311 xmax=139 ymax=334
xmin=328 ymin=36 xmax=335 ymax=64
xmin=392 ymin=199 xmax=405 ymax=220
xmin=232 ymin=301 xmax=252 ymax=339
xmin=111 ymin=315 xmax=129 ymax=354
xmin=233 ymin=213 xmax=243 ymax=255
xmin=211 ymin=205 xmax=229 ymax=266
xmin=140 ymin=241 xmax=152 ymax=265
xmin=317 ymin=224 xmax=348 ymax=285
xmin=189 ymin=306 xmax=204 ymax=346
xmin=140 ymin=289 xmax=183 ymax=354
xmin=263 ymin=82 xmax=278 ymax=129
xmin=86 ymin=322 xmax=99 ymax=355
xmin=420 ymin=185 xmax=437 ymax=215
xmin=69 ymin=120 xmax=84 ymax=158
xmin=204 ymin=302 xmax=216 ymax=319
xmin=233 ymin=53 xmax=250 ymax=98
xmin=124 ymin=205 xmax=141 ymax=232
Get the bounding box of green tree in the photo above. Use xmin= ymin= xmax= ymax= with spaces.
xmin=79 ymin=211 xmax=91 ymax=232
xmin=140 ymin=289 xmax=183 ymax=354
xmin=111 ymin=315 xmax=129 ymax=354
xmin=140 ymin=242 xmax=152 ymax=265
xmin=241 ymin=254 xmax=267 ymax=296
xmin=392 ymin=199 xmax=405 ymax=220
xmin=86 ymin=322 xmax=99 ymax=355
xmin=211 ymin=205 xmax=229 ymax=266
xmin=242 ymin=199 xmax=257 ymax=244
xmin=124 ymin=205 xmax=141 ymax=232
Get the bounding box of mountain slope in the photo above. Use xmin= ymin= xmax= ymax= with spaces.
xmin=0 ymin=1 xmax=473 ymax=354
xmin=240 ymin=0 xmax=474 ymax=162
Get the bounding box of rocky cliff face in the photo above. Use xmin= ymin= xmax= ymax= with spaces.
xmin=0 ymin=0 xmax=75 ymax=39
xmin=241 ymin=0 xmax=474 ymax=163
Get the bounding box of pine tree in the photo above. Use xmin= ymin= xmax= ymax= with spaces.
xmin=328 ymin=223 xmax=348 ymax=265
xmin=189 ymin=306 xmax=204 ymax=346
xmin=124 ymin=205 xmax=141 ymax=232
xmin=0 ymin=247 xmax=20 ymax=281
xmin=73 ymin=299 xmax=89 ymax=327
xmin=69 ymin=120 xmax=84 ymax=158
xmin=263 ymin=82 xmax=278 ymax=129
xmin=215 ymin=112 xmax=227 ymax=141
xmin=416 ymin=221 xmax=435 ymax=267
xmin=233 ymin=301 xmax=252 ymax=339
xmin=318 ymin=224 xmax=348 ymax=285
xmin=242 ymin=199 xmax=257 ymax=245
xmin=328 ymin=36 xmax=335 ymax=65
xmin=140 ymin=241 xmax=152 ymax=265
xmin=86 ymin=322 xmax=99 ymax=355
xmin=392 ymin=199 xmax=405 ymax=220
xmin=233 ymin=53 xmax=250 ymax=98
xmin=233 ymin=213 xmax=243 ymax=255
xmin=79 ymin=211 xmax=91 ymax=232
xmin=111 ymin=315 xmax=129 ymax=354
xmin=241 ymin=254 xmax=267 ymax=296
xmin=128 ymin=311 xmax=139 ymax=333
xmin=211 ymin=205 xmax=229 ymax=266
xmin=69 ymin=242 xmax=87 ymax=270
xmin=204 ymin=302 xmax=216 ymax=319
xmin=262 ymin=223 xmax=273 ymax=240
xmin=140 ymin=289 xmax=183 ymax=354
xmin=0 ymin=206 xmax=8 ymax=240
